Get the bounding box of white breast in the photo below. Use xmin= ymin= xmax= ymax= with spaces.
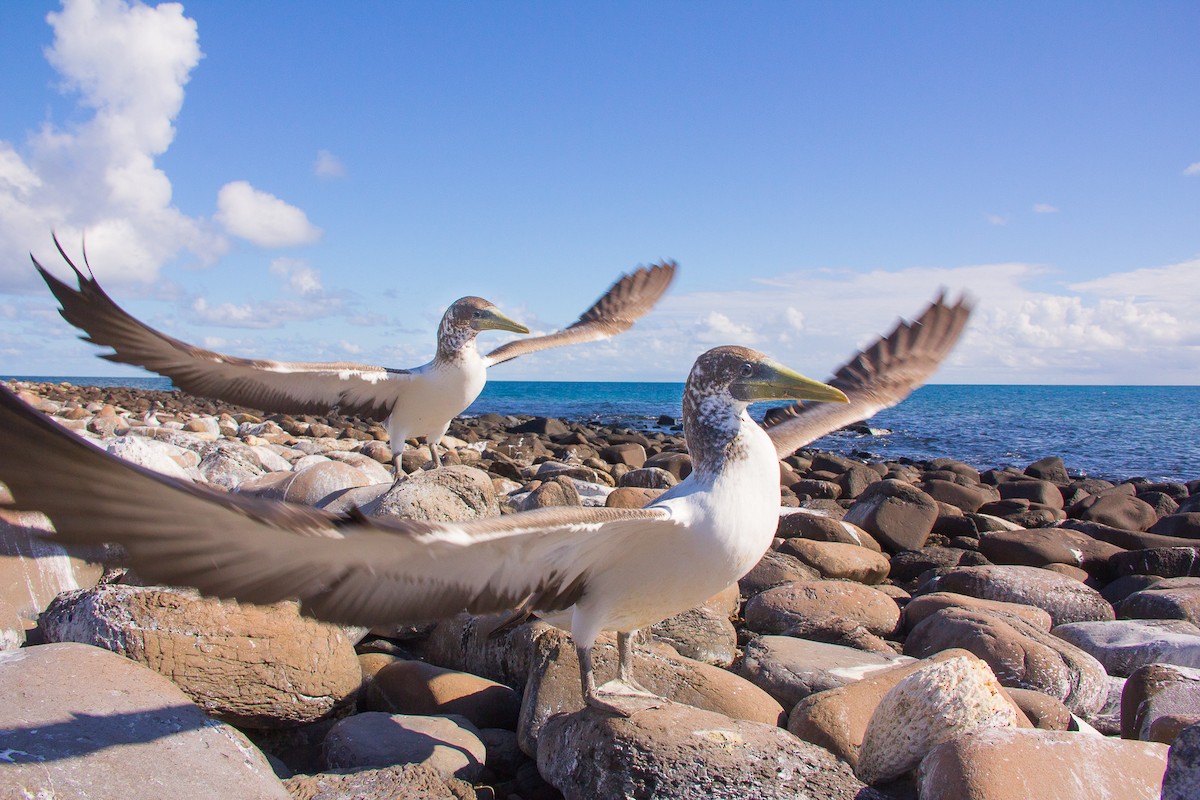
xmin=386 ymin=350 xmax=488 ymax=443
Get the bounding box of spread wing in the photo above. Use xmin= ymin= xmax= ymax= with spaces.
xmin=0 ymin=384 xmax=674 ymax=627
xmin=34 ymin=236 xmax=409 ymax=420
xmin=764 ymin=293 xmax=973 ymax=459
xmin=482 ymin=261 xmax=676 ymax=367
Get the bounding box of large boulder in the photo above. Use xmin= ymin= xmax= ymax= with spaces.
xmin=1052 ymin=618 xmax=1200 ymax=676
xmin=283 ymin=764 xmax=475 ymax=800
xmin=1118 ymin=578 xmax=1200 ymax=626
xmin=978 ymin=526 xmax=1123 ymax=578
xmin=537 ymin=703 xmax=883 ymax=800
xmin=360 ymin=465 xmax=498 ymax=521
xmin=363 ymin=659 xmax=522 ymax=730
xmin=1163 ymin=722 xmax=1200 ymax=800
xmin=842 ymin=479 xmax=939 ymax=552
xmin=0 ymin=642 xmax=289 ymax=799
xmin=322 ymin=712 xmax=486 ymax=780
xmin=737 ymin=635 xmax=910 ymax=710
xmin=743 ymin=580 xmax=900 ymax=638
xmin=919 ymin=728 xmax=1168 ymax=800
xmin=918 ymin=564 xmax=1115 ymax=626
xmin=40 ymin=584 xmax=360 ymax=728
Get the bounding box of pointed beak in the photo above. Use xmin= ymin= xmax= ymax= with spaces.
xmin=475 ymin=308 xmax=530 ymax=335
xmin=732 ymin=359 xmax=850 ymax=404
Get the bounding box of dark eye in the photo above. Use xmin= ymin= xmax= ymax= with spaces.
xmin=472 ymin=310 xmax=483 ymax=318
xmin=740 ymin=363 xmax=754 ymax=377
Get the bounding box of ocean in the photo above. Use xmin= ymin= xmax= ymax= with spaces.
xmin=6 ymin=376 xmax=1199 ymax=484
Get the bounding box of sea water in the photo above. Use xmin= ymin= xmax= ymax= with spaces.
xmin=7 ymin=377 xmax=1198 ymax=483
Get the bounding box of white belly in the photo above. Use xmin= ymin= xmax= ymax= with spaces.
xmin=387 ymin=358 xmax=486 ymax=443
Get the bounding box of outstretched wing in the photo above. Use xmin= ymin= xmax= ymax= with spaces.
xmin=34 ymin=236 xmax=409 ymax=420
xmin=0 ymin=384 xmax=674 ymax=627
xmin=764 ymin=293 xmax=973 ymax=459
xmin=482 ymin=261 xmax=676 ymax=367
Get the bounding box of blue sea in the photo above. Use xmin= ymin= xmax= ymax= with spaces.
xmin=7 ymin=376 xmax=1199 ymax=483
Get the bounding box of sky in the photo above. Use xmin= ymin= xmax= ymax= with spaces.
xmin=0 ymin=0 xmax=1198 ymax=385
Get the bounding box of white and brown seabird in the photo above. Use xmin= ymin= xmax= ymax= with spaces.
xmin=0 ymin=294 xmax=970 ymax=715
xmin=33 ymin=237 xmax=675 ymax=475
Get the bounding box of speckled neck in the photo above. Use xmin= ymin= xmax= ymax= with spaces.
xmin=435 ymin=315 xmax=478 ymax=363
xmin=682 ymin=383 xmax=753 ymax=479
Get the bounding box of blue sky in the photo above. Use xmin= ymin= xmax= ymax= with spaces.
xmin=1 ymin=0 xmax=1198 ymax=384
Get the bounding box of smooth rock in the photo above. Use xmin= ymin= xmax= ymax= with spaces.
xmin=107 ymin=435 xmax=197 ymax=481
xmin=777 ymin=538 xmax=890 ymax=584
xmin=1112 ymin=546 xmax=1200 ymax=578
xmin=0 ymin=642 xmax=289 ymax=799
xmin=1163 ymin=722 xmax=1200 ymax=800
xmin=40 ymin=584 xmax=360 ymax=728
xmin=978 ymin=526 xmax=1123 ymax=578
xmin=887 ymin=546 xmax=990 ymax=588
xmin=1052 ymin=618 xmax=1200 ymax=675
xmin=361 ymin=465 xmax=499 ymax=521
xmin=1119 ymin=579 xmax=1200 ymax=626
xmin=323 ymin=712 xmax=486 ymax=780
xmin=649 ymin=594 xmax=738 ymax=666
xmin=743 ymin=580 xmax=901 ymax=638
xmin=365 ymin=659 xmax=522 ymax=730
xmin=842 ymin=479 xmax=939 ymax=553
xmin=1122 ymin=663 xmax=1200 ymax=742
xmin=1151 ymin=513 xmax=1200 ymax=540
xmin=856 ymin=656 xmax=1019 ymax=784
xmin=902 ymin=591 xmax=1053 ymax=633
xmin=918 ymin=727 xmax=1168 ymax=800
xmin=1005 ymin=687 xmax=1072 ymax=731
xmin=738 ymin=550 xmax=821 ymax=595
xmin=919 ymin=564 xmax=1115 ymax=626
xmin=538 ymin=703 xmax=882 ymax=800
xmin=1071 ymin=493 xmax=1159 ymax=531
xmin=776 ymin=510 xmax=882 ymax=551
xmin=737 ymin=635 xmax=910 ymax=710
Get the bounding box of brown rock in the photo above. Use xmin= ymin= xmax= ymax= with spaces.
xmin=365 ymin=659 xmax=522 ymax=730
xmin=1122 ymin=663 xmax=1200 ymax=742
xmin=920 ymin=564 xmax=1115 ymax=626
xmin=283 ymin=764 xmax=475 ymax=800
xmin=978 ymin=526 xmax=1123 ymax=578
xmin=998 ymin=479 xmax=1064 ymax=510
xmin=842 ymin=479 xmax=939 ymax=553
xmin=1071 ymin=493 xmax=1159 ymax=531
xmin=598 ymin=442 xmax=647 ymax=468
xmin=1151 ymin=513 xmax=1200 ymax=540
xmin=361 ymin=465 xmax=499 ymax=521
xmin=737 ymin=634 xmax=909 ymax=710
xmin=918 ymin=728 xmax=1168 ymax=800
xmin=776 ymin=510 xmax=882 ymax=551
xmin=1004 ymin=687 xmax=1072 ymax=730
xmin=738 ymin=550 xmax=821 ymax=595
xmin=604 ymin=486 xmax=664 ymax=508
xmin=777 ymin=538 xmax=890 ymax=584
xmin=743 ymin=580 xmax=900 ymax=638
xmin=902 ymin=591 xmax=1053 ymax=633
xmin=323 ymin=712 xmax=486 ymax=780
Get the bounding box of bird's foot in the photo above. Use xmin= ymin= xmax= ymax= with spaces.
xmin=586 ymin=680 xmax=664 ymax=717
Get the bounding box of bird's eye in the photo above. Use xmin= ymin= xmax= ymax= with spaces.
xmin=472 ymin=310 xmax=483 ymax=318
xmin=740 ymin=363 xmax=754 ymax=377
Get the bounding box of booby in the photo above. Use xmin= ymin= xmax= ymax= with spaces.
xmin=33 ymin=237 xmax=675 ymax=474
xmin=0 ymin=294 xmax=970 ymax=715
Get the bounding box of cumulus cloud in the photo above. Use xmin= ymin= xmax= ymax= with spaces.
xmin=314 ymin=149 xmax=346 ymax=178
xmin=215 ymin=181 xmax=323 ymax=248
xmin=1184 ymin=162 xmax=1200 ymax=177
xmin=1033 ymin=203 xmax=1059 ymax=213
xmin=269 ymin=257 xmax=322 ymax=295
xmin=0 ymin=0 xmax=224 ymax=287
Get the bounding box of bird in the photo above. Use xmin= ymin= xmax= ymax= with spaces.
xmin=0 ymin=293 xmax=970 ymax=715
xmin=33 ymin=235 xmax=676 ymax=476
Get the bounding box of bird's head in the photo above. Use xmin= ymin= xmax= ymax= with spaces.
xmin=447 ymin=297 xmax=531 ymax=335
xmin=688 ymin=345 xmax=849 ymax=405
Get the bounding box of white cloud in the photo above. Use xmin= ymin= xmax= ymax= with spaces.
xmin=314 ymin=149 xmax=346 ymax=178
xmin=784 ymin=306 xmax=804 ymax=331
xmin=1033 ymin=203 xmax=1059 ymax=213
xmin=986 ymin=214 xmax=1008 ymax=226
xmin=1183 ymin=162 xmax=1200 ymax=177
xmin=269 ymin=257 xmax=322 ymax=295
xmin=215 ymin=181 xmax=322 ymax=247
xmin=0 ymin=0 xmax=224 ymax=288
xmin=693 ymin=310 xmax=760 ymax=344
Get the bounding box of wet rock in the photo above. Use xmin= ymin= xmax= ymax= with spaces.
xmin=0 ymin=642 xmax=289 ymax=799
xmin=40 ymin=584 xmax=360 ymax=728
xmin=918 ymin=728 xmax=1168 ymax=800
xmin=538 ymin=703 xmax=881 ymax=800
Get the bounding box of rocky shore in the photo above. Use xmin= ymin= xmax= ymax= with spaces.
xmin=2 ymin=380 xmax=1199 ymax=799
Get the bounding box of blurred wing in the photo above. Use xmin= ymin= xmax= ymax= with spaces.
xmin=483 ymin=261 xmax=676 ymax=366
xmin=764 ymin=293 xmax=973 ymax=459
xmin=34 ymin=237 xmax=408 ymax=420
xmin=0 ymin=384 xmax=673 ymax=627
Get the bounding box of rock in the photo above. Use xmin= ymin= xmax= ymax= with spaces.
xmin=0 ymin=509 xmax=105 ymax=649
xmin=1071 ymin=493 xmax=1159 ymax=531
xmin=1122 ymin=663 xmax=1200 ymax=742
xmin=537 ymin=703 xmax=881 ymax=800
xmin=787 ymin=649 xmax=1028 ymax=768
xmin=1005 ymin=687 xmax=1072 ymax=730
xmin=1151 ymin=513 xmax=1200 ymax=539
xmin=649 ymin=595 xmax=738 ymax=666
xmin=743 ymin=580 xmax=900 ymax=638
xmin=361 ymin=465 xmax=498 ymax=521
xmin=777 ymin=538 xmax=890 ymax=584
xmin=283 ymin=764 xmax=475 ymax=800
xmin=919 ymin=564 xmax=1114 ymax=626
xmin=599 ymin=442 xmax=647 ymax=468
xmin=918 ymin=728 xmax=1168 ymax=800
xmin=1061 ymin=518 xmax=1200 ymax=551
xmin=776 ymin=510 xmax=882 ymax=551
xmin=902 ymin=591 xmax=1053 ymax=632
xmin=1119 ymin=578 xmax=1200 ymax=626
xmin=1024 ymin=456 xmax=1070 ymax=484
xmin=978 ymin=526 xmax=1123 ymax=578
xmin=643 ymin=451 xmax=692 ymax=480
xmin=198 ymin=440 xmax=268 ymax=489
xmin=921 ymin=479 xmax=999 ymax=513
xmin=1113 ymin=546 xmax=1200 ymax=578
xmin=40 ymin=584 xmax=360 ymax=728
xmin=842 ymin=479 xmax=939 ymax=552
xmin=1051 ymin=618 xmax=1200 ymax=676
xmin=107 ymin=435 xmax=197 ymax=481
xmin=517 ymin=628 xmax=783 ymax=757
xmin=510 ymin=417 xmax=568 ymax=436
xmin=904 ymin=607 xmax=1108 ymax=715
xmin=738 ymin=550 xmax=821 ymax=594
xmin=263 ymin=461 xmax=372 ymax=506
xmin=414 ymin=616 xmax=553 ymax=693
xmin=856 ymin=656 xmax=1019 ymax=784
xmin=1163 ymin=722 xmax=1200 ymax=800
xmin=604 ymin=486 xmax=664 ymax=508
xmin=738 ymin=635 xmax=910 ymax=711
xmin=322 ymin=712 xmax=486 ymax=780
xmin=618 ymin=466 xmax=678 ymax=489
xmin=998 ymin=479 xmax=1064 ymax=509
xmin=887 ymin=546 xmax=990 ymax=588
xmin=364 ymin=659 xmax=522 ymax=730
xmin=0 ymin=642 xmax=289 ymax=799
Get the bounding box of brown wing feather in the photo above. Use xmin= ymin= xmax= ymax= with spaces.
xmin=483 ymin=261 xmax=676 ymax=366
xmin=764 ymin=293 xmax=973 ymax=458
xmin=0 ymin=383 xmax=670 ymax=627
xmin=34 ymin=237 xmax=402 ymax=419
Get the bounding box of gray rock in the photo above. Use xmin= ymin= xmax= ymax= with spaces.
xmin=322 ymin=712 xmax=486 ymax=780
xmin=1163 ymin=722 xmax=1200 ymax=800
xmin=0 ymin=642 xmax=289 ymax=799
xmin=1051 ymin=618 xmax=1200 ymax=675
xmin=198 ymin=440 xmax=268 ymax=489
xmin=1123 ymin=663 xmax=1200 ymax=741
xmin=649 ymin=601 xmax=737 ymax=666
xmin=738 ymin=635 xmax=910 ymax=710
xmin=537 ymin=703 xmax=884 ymax=800
xmin=107 ymin=435 xmax=197 ymax=481
xmin=919 ymin=564 xmax=1115 ymax=626
xmin=1119 ymin=579 xmax=1200 ymax=626
xmin=361 ymin=465 xmax=498 ymax=521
